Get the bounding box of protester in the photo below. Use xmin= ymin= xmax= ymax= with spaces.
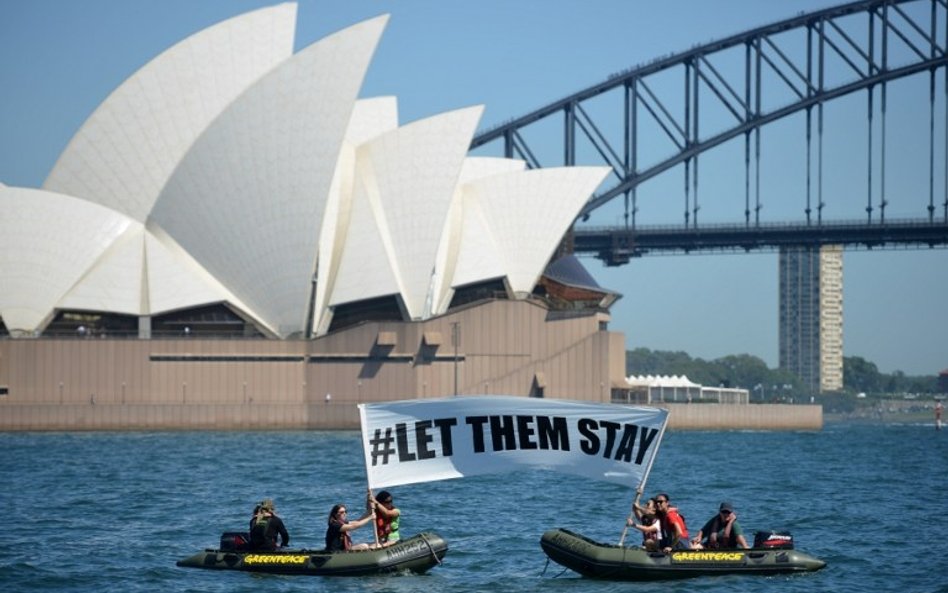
xmin=249 ymin=498 xmax=289 ymax=550
xmin=654 ymin=493 xmax=690 ymax=552
xmin=371 ymin=490 xmax=401 ymax=547
xmin=325 ymin=498 xmax=374 ymax=552
xmin=626 ymin=497 xmax=660 ymax=550
xmin=691 ymin=501 xmax=749 ymax=549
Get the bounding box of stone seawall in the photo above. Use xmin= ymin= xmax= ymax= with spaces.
xmin=0 ymin=402 xmax=822 ymax=431
xmin=663 ymin=403 xmax=822 ymax=430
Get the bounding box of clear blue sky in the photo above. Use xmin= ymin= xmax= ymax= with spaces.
xmin=1 ymin=0 xmax=946 ymax=375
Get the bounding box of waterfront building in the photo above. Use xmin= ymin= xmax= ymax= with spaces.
xmin=778 ymin=245 xmax=844 ymax=393
xmin=0 ymin=5 xmax=632 ymax=429
xmin=620 ymin=375 xmax=749 ymax=404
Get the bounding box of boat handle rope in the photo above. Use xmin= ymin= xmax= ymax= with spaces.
xmin=539 ymin=556 xmax=570 ymax=578
xmin=420 ymin=533 xmax=442 ymax=565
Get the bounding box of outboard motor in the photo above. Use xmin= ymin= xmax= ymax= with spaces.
xmin=753 ymin=531 xmax=794 ymax=549
xmin=220 ymin=532 xmax=252 ymax=551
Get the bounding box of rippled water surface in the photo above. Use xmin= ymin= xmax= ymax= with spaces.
xmin=1 ymin=422 xmax=946 ymax=593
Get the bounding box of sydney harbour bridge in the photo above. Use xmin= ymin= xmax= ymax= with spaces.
xmin=471 ymin=0 xmax=948 ymax=266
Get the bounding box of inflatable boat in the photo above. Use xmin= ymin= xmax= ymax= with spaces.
xmin=177 ymin=531 xmax=447 ymax=576
xmin=540 ymin=528 xmax=825 ymax=580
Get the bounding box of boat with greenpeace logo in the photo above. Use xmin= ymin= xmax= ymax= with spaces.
xmin=540 ymin=528 xmax=826 ymax=580
xmin=177 ymin=396 xmax=824 ymax=580
xmin=176 ymin=531 xmax=447 ymax=576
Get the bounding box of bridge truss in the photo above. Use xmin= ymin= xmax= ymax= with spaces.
xmin=471 ymin=0 xmax=948 ymax=261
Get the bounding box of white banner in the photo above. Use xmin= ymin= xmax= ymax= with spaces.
xmin=358 ymin=395 xmax=669 ymax=489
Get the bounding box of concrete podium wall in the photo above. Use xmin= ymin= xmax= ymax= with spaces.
xmin=0 ymin=402 xmax=821 ymax=431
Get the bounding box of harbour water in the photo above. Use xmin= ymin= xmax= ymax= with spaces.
xmin=1 ymin=421 xmax=945 ymax=593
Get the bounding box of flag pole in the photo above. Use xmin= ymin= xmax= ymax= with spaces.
xmin=618 ymin=409 xmax=669 ymax=545
xmin=358 ymin=404 xmax=380 ymax=548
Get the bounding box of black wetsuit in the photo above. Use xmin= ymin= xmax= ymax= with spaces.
xmin=250 ymin=514 xmax=289 ymax=550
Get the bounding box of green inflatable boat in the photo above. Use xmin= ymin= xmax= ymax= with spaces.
xmin=540 ymin=528 xmax=825 ymax=580
xmin=177 ymin=531 xmax=447 ymax=576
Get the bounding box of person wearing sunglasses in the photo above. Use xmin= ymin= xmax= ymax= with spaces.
xmin=691 ymin=501 xmax=749 ymax=549
xmin=325 ymin=499 xmax=374 ymax=552
xmin=369 ymin=490 xmax=401 ymax=547
xmin=654 ymin=493 xmax=691 ymax=552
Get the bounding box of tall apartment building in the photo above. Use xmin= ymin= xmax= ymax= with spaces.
xmin=778 ymin=245 xmax=844 ymax=393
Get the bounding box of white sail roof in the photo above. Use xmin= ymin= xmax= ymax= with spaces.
xmin=2 ymin=5 xmax=615 ymax=340
xmin=151 ymin=15 xmax=388 ymax=337
xmin=460 ymin=167 xmax=609 ymax=295
xmin=314 ymin=97 xmax=400 ymax=335
xmin=330 ymin=106 xmax=483 ymax=320
xmin=43 ymin=3 xmax=297 ymax=222
xmin=0 ymin=187 xmax=132 ymax=332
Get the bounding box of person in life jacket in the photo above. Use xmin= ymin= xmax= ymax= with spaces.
xmin=249 ymin=498 xmax=289 ymax=550
xmin=325 ymin=500 xmax=374 ymax=552
xmin=691 ymin=501 xmax=749 ymax=549
xmin=371 ymin=490 xmax=401 ymax=547
xmin=655 ymin=493 xmax=690 ymax=552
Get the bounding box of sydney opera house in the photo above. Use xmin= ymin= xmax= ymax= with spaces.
xmin=0 ymin=4 xmax=630 ymax=429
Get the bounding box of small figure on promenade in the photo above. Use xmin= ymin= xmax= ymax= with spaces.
xmin=936 ymin=399 xmax=943 ymax=431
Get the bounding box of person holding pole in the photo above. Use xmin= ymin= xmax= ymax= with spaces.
xmin=325 ymin=497 xmax=374 ymax=552
xmin=369 ymin=490 xmax=401 ymax=547
xmin=626 ymin=497 xmax=660 ymax=550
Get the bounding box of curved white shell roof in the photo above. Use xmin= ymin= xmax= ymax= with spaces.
xmin=332 ymin=106 xmax=484 ymax=319
xmin=151 ymin=15 xmax=388 ymax=337
xmin=459 ymin=167 xmax=609 ymax=295
xmin=2 ymin=5 xmax=611 ymax=339
xmin=0 ymin=187 xmax=132 ymax=331
xmin=44 ymin=4 xmax=297 ymax=223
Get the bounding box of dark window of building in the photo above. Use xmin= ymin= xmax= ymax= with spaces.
xmin=44 ymin=311 xmax=139 ymax=338
xmin=328 ymin=295 xmax=404 ymax=333
xmin=152 ymin=304 xmax=262 ymax=338
xmin=448 ymin=279 xmax=508 ymax=310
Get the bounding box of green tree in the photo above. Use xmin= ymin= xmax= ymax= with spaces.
xmin=842 ymin=356 xmax=883 ymax=394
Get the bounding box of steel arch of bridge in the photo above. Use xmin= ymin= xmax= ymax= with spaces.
xmin=471 ymin=0 xmax=948 ymax=228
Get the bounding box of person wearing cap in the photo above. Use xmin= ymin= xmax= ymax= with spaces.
xmin=369 ymin=490 xmax=401 ymax=547
xmin=250 ymin=498 xmax=290 ymax=550
xmin=691 ymin=501 xmax=748 ymax=549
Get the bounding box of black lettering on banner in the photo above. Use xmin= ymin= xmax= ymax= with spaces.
xmin=578 ymin=418 xmax=600 ymax=455
xmin=395 ymin=423 xmax=415 ymax=462
xmin=369 ymin=427 xmax=396 ymax=466
xmin=433 ymin=417 xmax=457 ymax=456
xmin=466 ymin=416 xmax=489 ymax=453
xmin=516 ymin=415 xmax=537 ymax=450
xmin=598 ymin=420 xmax=620 ymax=458
xmin=490 ymin=415 xmax=517 ymax=451
xmin=537 ymin=416 xmax=570 ymax=450
xmin=636 ymin=426 xmax=660 ymax=464
xmin=614 ymin=424 xmax=638 ymax=462
xmin=414 ymin=420 xmax=436 ymax=460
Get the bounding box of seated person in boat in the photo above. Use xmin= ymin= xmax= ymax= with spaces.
xmin=250 ymin=498 xmax=289 ymax=550
xmin=655 ymin=493 xmax=691 ymax=552
xmin=370 ymin=490 xmax=401 ymax=547
xmin=326 ymin=499 xmax=374 ymax=552
xmin=691 ymin=501 xmax=749 ymax=549
xmin=626 ymin=496 xmax=660 ymax=550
